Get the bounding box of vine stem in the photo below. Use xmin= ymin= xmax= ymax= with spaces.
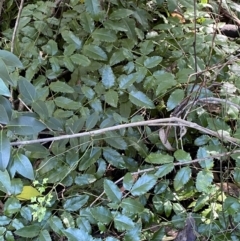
xmin=11 ymin=0 xmax=24 ymax=53
xmin=11 ymin=116 xmax=240 ymax=146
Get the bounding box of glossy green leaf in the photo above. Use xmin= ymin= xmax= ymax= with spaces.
xmin=145 ymin=153 xmax=174 ymax=164
xmin=154 ymin=71 xmax=177 ymax=95
xmin=174 ymin=167 xmax=192 ymax=191
xmin=123 ymin=173 xmax=135 ymax=191
xmin=62 ymin=30 xmax=82 ymax=49
xmin=18 ymin=77 xmax=38 ymax=105
xmin=14 ymin=225 xmax=40 ymax=238
xmin=109 ymin=49 xmax=126 ymax=66
xmin=92 ymin=29 xmax=117 ymax=42
xmin=155 ymin=163 xmax=174 ymax=178
xmin=0 ymin=58 xmax=13 ymax=85
xmin=8 ymin=116 xmax=46 ymax=135
xmin=0 ymin=50 xmax=23 ymax=68
xmin=39 ymin=230 xmax=52 ymax=241
xmin=110 ymin=9 xmax=134 ymax=20
xmin=63 ymin=195 xmax=89 ymax=212
xmin=144 ymin=56 xmax=162 ymax=69
xmin=54 ymin=97 xmax=81 ymax=110
xmin=86 ymin=112 xmax=99 ymax=130
xmin=167 ymin=89 xmax=185 ymax=111
xmin=196 ymin=170 xmax=213 ymax=192
xmin=174 ymin=150 xmax=192 ymax=163
xmin=104 ymin=179 xmax=122 ymax=203
xmin=0 ymin=96 xmax=12 ymax=121
xmin=122 ymin=18 xmax=137 ymax=40
xmin=131 ymin=174 xmax=157 ymax=196
xmin=118 ymin=73 xmax=137 ymax=89
xmin=85 ymin=0 xmax=101 ymax=15
xmin=42 ymin=40 xmax=58 ymax=55
xmin=0 ymin=78 xmax=10 ymax=97
xmin=121 ymin=198 xmax=144 ymax=214
xmin=197 ymin=147 xmax=214 ymax=169
xmin=49 ymin=216 xmax=64 ymax=234
xmin=0 ymin=170 xmax=12 ymax=194
xmin=12 ymin=154 xmax=34 ymax=180
xmin=129 ymin=90 xmax=155 ymax=109
xmin=113 ymin=213 xmax=135 ymax=231
xmin=101 ymin=65 xmax=115 ymax=88
xmin=105 ymin=131 xmax=127 ymax=150
xmin=49 ymin=81 xmax=74 ymax=93
xmin=82 ymin=44 xmax=107 ymax=61
xmin=103 ymin=147 xmax=125 ymax=168
xmin=0 ymin=130 xmax=10 ymax=171
xmin=124 ymin=223 xmax=141 ymax=241
xmin=70 ymin=54 xmax=91 ymax=67
xmin=91 ymin=206 xmax=113 ymax=224
xmin=32 ymin=100 xmax=49 ymax=120
xmin=105 ymin=90 xmax=118 ymax=107
xmin=80 ymin=12 xmax=95 ymax=33
xmin=4 ymin=197 xmax=21 ymax=216
xmin=193 ymin=194 xmax=209 ymax=212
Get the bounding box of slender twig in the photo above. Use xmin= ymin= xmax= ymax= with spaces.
xmin=11 ymin=0 xmax=24 ymax=53
xmin=11 ymin=116 xmax=240 ymax=146
xmin=0 ymin=0 xmax=5 ymax=18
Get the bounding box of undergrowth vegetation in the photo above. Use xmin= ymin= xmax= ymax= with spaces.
xmin=0 ymin=0 xmax=240 ymax=240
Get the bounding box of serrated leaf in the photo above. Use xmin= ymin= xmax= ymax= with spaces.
xmin=129 ymin=90 xmax=155 ymax=109
xmin=63 ymin=56 xmax=74 ymax=71
xmin=63 ymin=195 xmax=89 ymax=211
xmin=49 ymin=81 xmax=74 ymax=93
xmin=114 ymin=213 xmax=135 ymax=231
xmin=103 ymin=147 xmax=125 ymax=168
xmin=167 ymin=89 xmax=185 ymax=111
xmin=109 ymin=49 xmax=126 ymax=66
xmin=174 ymin=150 xmax=192 ymax=162
xmin=105 ymin=89 xmax=118 ymax=107
xmin=8 ymin=116 xmax=46 ymax=135
xmin=85 ymin=0 xmax=101 ymax=15
xmin=18 ymin=77 xmax=38 ymax=104
xmin=49 ymin=216 xmax=63 ymax=234
xmin=0 ymin=50 xmax=23 ymax=68
xmin=122 ymin=18 xmax=137 ymax=40
xmin=0 ymin=170 xmax=12 ymax=194
xmin=62 ymin=30 xmax=82 ymax=49
xmin=80 ymin=12 xmax=95 ymax=33
xmin=155 ymin=163 xmax=174 ymax=178
xmin=42 ymin=40 xmax=58 ymax=55
xmin=16 ymin=186 xmax=41 ymax=201
xmin=0 ymin=59 xmax=13 ymax=85
xmin=91 ymin=206 xmax=113 ymax=224
xmin=144 ymin=56 xmax=162 ymax=69
xmin=131 ymin=174 xmax=157 ymax=196
xmin=12 ymin=154 xmax=34 ymax=180
xmin=54 ymin=97 xmax=81 ymax=110
xmin=110 ymin=9 xmax=134 ymax=20
xmin=101 ymin=65 xmax=115 ymax=88
xmin=123 ymin=173 xmax=134 ymax=191
xmin=14 ymin=225 xmax=41 ymax=238
xmin=174 ymin=166 xmax=191 ymax=191
xmin=196 ymin=170 xmax=213 ymax=192
xmin=145 ymin=153 xmax=174 ymax=164
xmin=118 ymin=73 xmax=137 ymax=89
xmin=82 ymin=45 xmax=107 ymax=61
xmin=70 ymin=54 xmax=91 ymax=67
xmin=39 ymin=230 xmax=51 ymax=241
xmin=121 ymin=198 xmax=144 ymax=214
xmin=105 ymin=131 xmax=127 ymax=150
xmin=154 ymin=71 xmax=177 ymax=95
xmin=92 ymin=29 xmax=117 ymax=42
xmin=197 ymin=147 xmax=214 ymax=169
xmin=0 ymin=130 xmax=10 ymax=171
xmin=32 ymin=100 xmax=49 ymax=120
xmin=104 ymin=179 xmax=122 ymax=203
xmin=0 ymin=78 xmax=10 ymax=97
xmin=86 ymin=112 xmax=99 ymax=130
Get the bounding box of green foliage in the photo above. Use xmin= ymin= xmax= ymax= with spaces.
xmin=0 ymin=0 xmax=240 ymax=240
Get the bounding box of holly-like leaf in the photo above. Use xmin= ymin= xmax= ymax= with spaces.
xmin=129 ymin=90 xmax=155 ymax=109
xmin=80 ymin=12 xmax=95 ymax=33
xmin=49 ymin=81 xmax=74 ymax=93
xmin=92 ymin=29 xmax=117 ymax=42
xmin=104 ymin=179 xmax=122 ymax=203
xmin=105 ymin=89 xmax=118 ymax=107
xmin=82 ymin=45 xmax=107 ymax=61
xmin=174 ymin=166 xmax=191 ymax=191
xmin=196 ymin=170 xmax=213 ymax=193
xmin=101 ymin=65 xmax=115 ymax=88
xmin=131 ymin=174 xmax=157 ymax=196
xmin=70 ymin=54 xmax=91 ymax=67
xmin=113 ymin=213 xmax=135 ymax=231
